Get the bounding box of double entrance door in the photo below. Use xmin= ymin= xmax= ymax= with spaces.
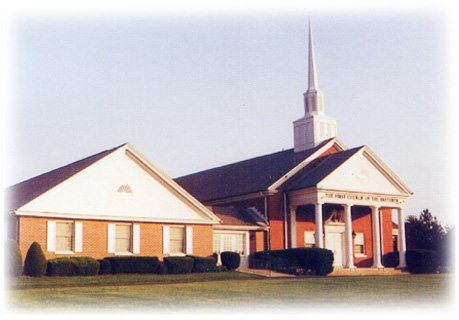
xmin=324 ymin=225 xmax=345 ymax=267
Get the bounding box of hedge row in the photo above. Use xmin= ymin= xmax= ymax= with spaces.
xmin=47 ymin=257 xmax=100 ymax=276
xmin=250 ymin=248 xmax=334 ymax=276
xmin=14 ymin=241 xmax=235 ymax=277
xmin=103 ymin=256 xmax=159 ymax=274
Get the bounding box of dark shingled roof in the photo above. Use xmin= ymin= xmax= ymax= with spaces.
xmin=174 ymin=138 xmax=334 ymax=202
xmin=5 ymin=144 xmax=126 ymax=213
xmin=212 ymin=206 xmax=268 ymax=228
xmin=286 ymin=146 xmax=363 ymax=191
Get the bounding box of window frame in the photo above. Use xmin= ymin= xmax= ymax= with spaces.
xmin=169 ymin=226 xmax=186 ymax=256
xmin=304 ymin=230 xmax=315 ymax=248
xmin=114 ymin=223 xmax=133 ymax=255
xmin=354 ymin=232 xmax=366 ymax=257
xmin=54 ymin=220 xmax=75 ymax=254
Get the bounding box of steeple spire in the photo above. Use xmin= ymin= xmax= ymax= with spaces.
xmin=308 ymin=20 xmax=319 ymax=91
xmin=303 ymin=19 xmax=324 ymax=116
xmin=293 ymin=20 xmax=337 ymax=152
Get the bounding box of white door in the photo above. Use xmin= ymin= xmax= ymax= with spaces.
xmin=213 ymin=232 xmax=248 ymax=268
xmin=326 ymin=232 xmax=344 ymax=267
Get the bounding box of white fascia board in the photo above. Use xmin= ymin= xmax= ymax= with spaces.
xmin=361 ymin=146 xmax=413 ymax=196
xmin=213 ymin=225 xmax=268 ymax=231
xmin=15 ymin=146 xmax=123 ymax=212
xmin=15 ymin=210 xmax=220 ymax=225
xmin=268 ymin=138 xmax=346 ymax=192
xmin=124 ymin=144 xmax=222 ymax=223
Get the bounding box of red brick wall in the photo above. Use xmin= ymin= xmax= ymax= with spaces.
xmin=249 ymin=230 xmax=265 ymax=254
xmin=18 ymin=216 xmax=213 ymax=261
xmin=381 ymin=208 xmax=394 ymax=255
xmin=351 ymin=207 xmax=374 ymax=267
xmin=267 ymin=193 xmax=285 ymax=250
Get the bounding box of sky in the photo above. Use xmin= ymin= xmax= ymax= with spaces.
xmin=5 ymin=12 xmax=451 ymax=223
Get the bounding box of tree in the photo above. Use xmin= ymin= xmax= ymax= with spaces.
xmin=5 ymin=240 xmax=23 ymax=277
xmin=405 ymin=209 xmax=445 ymax=252
xmin=23 ymin=242 xmax=47 ymax=277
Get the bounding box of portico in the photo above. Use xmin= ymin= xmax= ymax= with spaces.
xmin=288 ymin=188 xmax=408 ymax=269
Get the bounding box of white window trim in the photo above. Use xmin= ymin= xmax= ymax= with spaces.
xmin=354 ymin=232 xmax=366 ymax=257
xmin=54 ymin=220 xmax=76 ymax=254
xmin=114 ymin=223 xmax=133 ymax=255
xmin=304 ymin=230 xmax=315 ymax=247
xmin=168 ymin=225 xmax=186 ymax=255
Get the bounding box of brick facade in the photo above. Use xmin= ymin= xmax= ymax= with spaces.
xmin=18 ymin=216 xmax=213 ymax=261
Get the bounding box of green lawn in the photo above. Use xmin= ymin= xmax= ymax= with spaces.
xmin=8 ymin=271 xmax=261 ymax=290
xmin=8 ymin=273 xmax=452 ymax=311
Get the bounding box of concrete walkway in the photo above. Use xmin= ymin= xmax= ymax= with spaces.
xmin=239 ymin=267 xmax=409 ymax=277
xmin=238 ymin=268 xmax=295 ymax=278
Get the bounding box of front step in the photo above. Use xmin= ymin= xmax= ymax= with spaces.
xmin=330 ymin=267 xmax=409 ymax=276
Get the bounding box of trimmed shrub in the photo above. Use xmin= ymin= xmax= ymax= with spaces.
xmin=104 ymin=256 xmax=159 ymax=274
xmin=383 ymin=252 xmax=400 ymax=268
xmin=406 ymin=249 xmax=439 ymax=274
xmin=23 ymin=242 xmax=47 ymax=277
xmin=220 ymin=251 xmax=241 ymax=270
xmin=73 ymin=257 xmax=99 ymax=276
xmin=47 ymin=258 xmax=77 ymax=276
xmin=313 ymin=249 xmax=334 ymax=276
xmin=47 ymin=257 xmax=100 ymax=276
xmin=250 ymin=248 xmax=334 ymax=276
xmin=163 ymin=256 xmax=194 ymax=274
xmin=156 ymin=261 xmax=168 ymax=275
xmin=188 ymin=255 xmax=217 ymax=273
xmin=211 ymin=253 xmax=218 ymax=264
xmin=98 ymin=259 xmax=112 ymax=274
xmin=6 ymin=240 xmax=23 ymax=277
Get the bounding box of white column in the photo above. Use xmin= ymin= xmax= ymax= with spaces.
xmin=290 ymin=207 xmax=297 ymax=248
xmin=344 ymin=204 xmax=355 ymax=268
xmin=315 ymin=203 xmax=324 ymax=248
xmin=371 ymin=206 xmax=383 ymax=268
xmin=397 ymin=208 xmax=407 ymax=268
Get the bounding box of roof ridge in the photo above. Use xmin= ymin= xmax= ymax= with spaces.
xmin=175 ymin=138 xmax=335 ymax=180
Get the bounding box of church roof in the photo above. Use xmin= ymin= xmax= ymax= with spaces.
xmin=212 ymin=206 xmax=268 ymax=228
xmin=5 ymin=144 xmax=126 ymax=213
xmin=286 ymin=146 xmax=364 ymax=191
xmin=174 ymin=138 xmax=335 ymax=202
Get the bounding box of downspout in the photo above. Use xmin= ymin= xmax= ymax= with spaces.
xmin=283 ymin=192 xmax=288 ymax=249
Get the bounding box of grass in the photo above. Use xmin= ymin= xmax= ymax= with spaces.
xmin=7 ymin=273 xmax=452 ymax=311
xmin=8 ymin=271 xmax=262 ymax=290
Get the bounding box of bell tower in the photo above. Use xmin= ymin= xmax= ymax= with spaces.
xmin=293 ymin=21 xmax=337 ymax=152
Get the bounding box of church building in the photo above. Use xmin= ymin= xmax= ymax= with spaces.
xmin=175 ymin=23 xmax=413 ymax=269
xmin=6 ymin=23 xmax=412 ymax=270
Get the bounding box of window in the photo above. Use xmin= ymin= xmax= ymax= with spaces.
xmin=354 ymin=233 xmax=365 ymax=255
xmin=56 ymin=221 xmax=74 ymax=252
xmin=213 ymin=234 xmax=221 ymax=254
xmin=304 ymin=231 xmax=315 ymax=248
xmin=213 ymin=233 xmax=246 ymax=255
xmin=115 ymin=224 xmax=132 ymax=253
xmin=170 ymin=227 xmax=185 ymax=254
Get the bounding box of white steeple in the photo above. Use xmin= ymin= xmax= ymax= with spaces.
xmin=293 ymin=20 xmax=337 ymax=152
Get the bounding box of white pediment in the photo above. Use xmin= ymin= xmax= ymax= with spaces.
xmin=18 ymin=147 xmax=218 ymax=223
xmin=318 ymin=150 xmax=405 ymax=196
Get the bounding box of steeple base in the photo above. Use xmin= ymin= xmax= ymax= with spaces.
xmin=293 ymin=114 xmax=337 ymax=152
